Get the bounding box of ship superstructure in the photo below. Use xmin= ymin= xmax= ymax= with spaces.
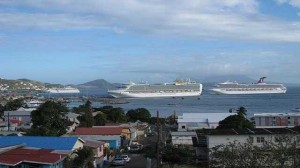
xmin=108 ymin=79 xmax=203 ymax=98
xmin=46 ymin=86 xmax=80 ymax=94
xmin=210 ymin=77 xmax=287 ymax=95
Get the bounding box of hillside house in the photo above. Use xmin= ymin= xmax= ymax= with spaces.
xmin=4 ymin=110 xmax=32 ymax=127
xmin=0 ymin=136 xmax=85 ymax=168
xmin=73 ymin=127 xmax=123 ymax=149
xmin=83 ymin=139 xmax=106 ymax=168
xmin=177 ymin=113 xmax=236 ymax=131
xmin=171 ymin=131 xmax=197 ymax=145
xmin=254 ymin=113 xmax=300 ymax=128
xmin=193 ymin=127 xmax=300 ymax=164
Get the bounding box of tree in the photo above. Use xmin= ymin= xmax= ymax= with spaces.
xmin=77 ymin=100 xmax=94 ymax=127
xmin=149 ymin=117 xmax=166 ymax=125
xmin=209 ymin=135 xmax=300 ymax=168
xmin=73 ymin=146 xmax=95 ymax=168
xmin=126 ymin=108 xmax=151 ymax=122
xmin=4 ymin=98 xmax=24 ymax=111
xmin=217 ymin=106 xmax=254 ymax=129
xmin=94 ymin=112 xmax=107 ymax=126
xmin=161 ymin=145 xmax=193 ymax=168
xmin=105 ymin=107 xmax=127 ymax=123
xmin=0 ymin=99 xmax=24 ymax=116
xmin=236 ymin=106 xmax=247 ymax=117
xmin=28 ymin=100 xmax=69 ymax=136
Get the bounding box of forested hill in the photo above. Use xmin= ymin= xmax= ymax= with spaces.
xmin=78 ymin=79 xmax=116 ymax=89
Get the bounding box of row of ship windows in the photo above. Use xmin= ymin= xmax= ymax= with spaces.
xmin=128 ymin=90 xmax=197 ymax=93
xmin=223 ymin=88 xmax=277 ymax=91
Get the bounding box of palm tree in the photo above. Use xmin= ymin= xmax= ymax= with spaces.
xmin=237 ymin=106 xmax=247 ymax=117
xmin=73 ymin=147 xmax=95 ymax=168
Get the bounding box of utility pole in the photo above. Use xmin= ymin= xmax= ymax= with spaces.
xmin=156 ymin=110 xmax=160 ymax=168
xmin=7 ymin=112 xmax=10 ymax=131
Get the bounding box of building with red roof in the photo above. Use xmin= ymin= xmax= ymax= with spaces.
xmin=72 ymin=127 xmax=123 ymax=149
xmin=74 ymin=127 xmax=123 ymax=135
xmin=0 ymin=147 xmax=66 ymax=167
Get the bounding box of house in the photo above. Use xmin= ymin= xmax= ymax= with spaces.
xmin=96 ymin=125 xmax=132 ymax=140
xmin=73 ymin=127 xmax=123 ymax=149
xmin=0 ymin=136 xmax=85 ymax=168
xmin=193 ymin=127 xmax=300 ymax=164
xmin=65 ymin=112 xmax=80 ymax=133
xmin=83 ymin=139 xmax=106 ymax=168
xmin=0 ymin=146 xmax=67 ymax=168
xmin=254 ymin=113 xmax=300 ymax=128
xmin=0 ymin=136 xmax=84 ymax=154
xmin=177 ymin=113 xmax=235 ymax=131
xmin=4 ymin=110 xmax=32 ymax=127
xmin=170 ymin=131 xmax=197 ymax=145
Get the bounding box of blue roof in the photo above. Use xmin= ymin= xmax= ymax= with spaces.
xmin=0 ymin=136 xmax=80 ymax=150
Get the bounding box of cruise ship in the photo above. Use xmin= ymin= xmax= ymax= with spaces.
xmin=107 ymin=79 xmax=203 ymax=98
xmin=210 ymin=77 xmax=287 ymax=95
xmin=46 ymin=86 xmax=80 ymax=94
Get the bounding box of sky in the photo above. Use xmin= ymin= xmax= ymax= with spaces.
xmin=0 ymin=0 xmax=300 ymax=84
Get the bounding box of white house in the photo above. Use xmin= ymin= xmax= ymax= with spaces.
xmin=254 ymin=113 xmax=300 ymax=128
xmin=177 ymin=113 xmax=236 ymax=131
xmin=170 ymin=131 xmax=197 ymax=145
xmin=194 ymin=127 xmax=300 ymax=163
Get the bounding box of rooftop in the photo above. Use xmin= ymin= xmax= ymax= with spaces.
xmin=74 ymin=127 xmax=123 ymax=135
xmin=0 ymin=147 xmax=66 ymax=166
xmin=196 ymin=127 xmax=300 ymax=136
xmin=178 ymin=113 xmax=236 ymax=123
xmin=0 ymin=136 xmax=80 ymax=151
xmin=83 ymin=139 xmax=105 ymax=148
xmin=254 ymin=113 xmax=300 ymax=117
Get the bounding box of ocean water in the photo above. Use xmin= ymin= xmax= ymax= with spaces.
xmin=62 ymin=86 xmax=300 ymax=118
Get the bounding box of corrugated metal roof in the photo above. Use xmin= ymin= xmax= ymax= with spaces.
xmin=4 ymin=111 xmax=32 ymax=116
xmin=178 ymin=113 xmax=235 ymax=123
xmin=254 ymin=113 xmax=300 ymax=117
xmin=74 ymin=127 xmax=123 ymax=135
xmin=0 ymin=136 xmax=79 ymax=150
xmin=170 ymin=131 xmax=197 ymax=136
xmin=196 ymin=127 xmax=300 ymax=136
xmin=83 ymin=139 xmax=105 ymax=148
xmin=0 ymin=147 xmax=67 ymax=166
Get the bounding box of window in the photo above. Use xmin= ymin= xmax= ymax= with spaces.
xmin=181 ymin=125 xmax=186 ymax=129
xmin=257 ymin=137 xmax=265 ymax=143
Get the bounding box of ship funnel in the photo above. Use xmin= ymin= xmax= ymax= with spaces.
xmin=257 ymin=77 xmax=267 ymax=83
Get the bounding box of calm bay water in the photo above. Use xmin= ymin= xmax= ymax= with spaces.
xmin=65 ymin=86 xmax=300 ymax=118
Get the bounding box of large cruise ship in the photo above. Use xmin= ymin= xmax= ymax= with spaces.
xmin=108 ymin=79 xmax=203 ymax=98
xmin=210 ymin=77 xmax=287 ymax=95
xmin=46 ymin=86 xmax=80 ymax=94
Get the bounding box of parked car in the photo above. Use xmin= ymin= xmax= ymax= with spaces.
xmin=111 ymin=158 xmax=126 ymax=166
xmin=120 ymin=155 xmax=131 ymax=162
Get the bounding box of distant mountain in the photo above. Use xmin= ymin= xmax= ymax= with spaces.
xmin=78 ymin=79 xmax=116 ymax=89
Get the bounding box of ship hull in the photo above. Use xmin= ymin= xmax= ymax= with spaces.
xmin=108 ymin=90 xmax=202 ymax=98
xmin=210 ymin=88 xmax=286 ymax=95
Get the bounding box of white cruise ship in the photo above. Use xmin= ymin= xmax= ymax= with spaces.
xmin=46 ymin=86 xmax=80 ymax=94
xmin=108 ymin=79 xmax=203 ymax=98
xmin=210 ymin=77 xmax=287 ymax=95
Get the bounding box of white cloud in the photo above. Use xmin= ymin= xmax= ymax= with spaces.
xmin=274 ymin=0 xmax=300 ymax=8
xmin=0 ymin=0 xmax=300 ymax=42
